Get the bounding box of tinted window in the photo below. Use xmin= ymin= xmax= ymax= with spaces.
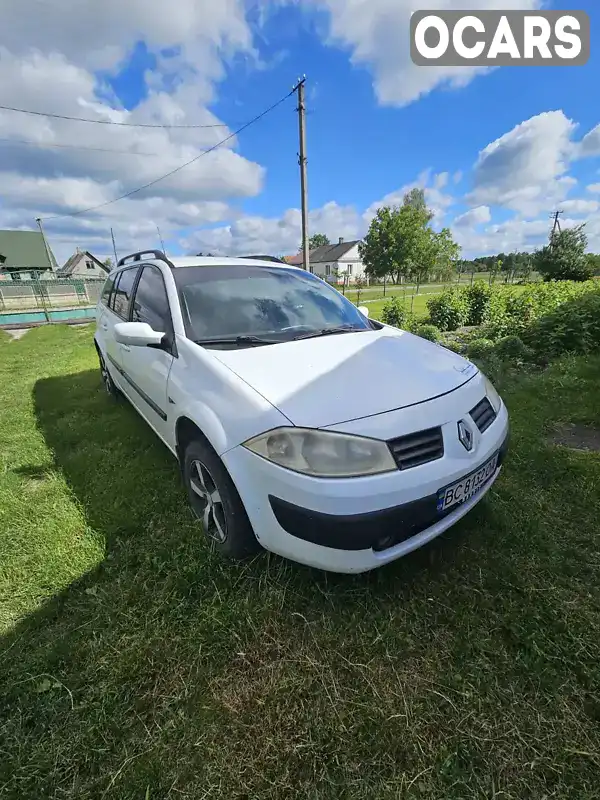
xmin=111 ymin=268 xmax=138 ymax=319
xmin=131 ymin=266 xmax=172 ymax=333
xmin=175 ymin=265 xmax=372 ymax=344
xmin=100 ymin=274 xmax=115 ymax=306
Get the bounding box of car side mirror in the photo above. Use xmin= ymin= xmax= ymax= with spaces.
xmin=114 ymin=321 xmax=165 ymax=348
xmin=358 ymin=305 xmax=370 ymax=319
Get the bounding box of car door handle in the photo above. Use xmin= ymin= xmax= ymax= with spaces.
xmin=120 ymin=344 xmax=131 ymax=352
xmin=101 ymin=322 xmax=108 ymax=331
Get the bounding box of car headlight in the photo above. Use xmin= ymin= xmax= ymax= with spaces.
xmin=242 ymin=427 xmax=397 ymax=478
xmin=483 ymin=375 xmax=502 ymax=414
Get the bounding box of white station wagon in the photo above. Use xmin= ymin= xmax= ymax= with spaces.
xmin=95 ymin=250 xmax=509 ymax=574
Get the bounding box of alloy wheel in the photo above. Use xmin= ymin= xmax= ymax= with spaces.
xmin=99 ymin=355 xmax=114 ymax=395
xmin=189 ymin=460 xmax=227 ymax=543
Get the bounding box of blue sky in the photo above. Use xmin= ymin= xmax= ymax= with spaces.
xmin=0 ymin=0 xmax=599 ymax=263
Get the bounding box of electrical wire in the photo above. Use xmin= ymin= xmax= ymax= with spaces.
xmin=42 ymin=89 xmax=295 ymax=221
xmin=0 ymin=137 xmax=163 ymax=156
xmin=0 ymin=103 xmax=229 ymax=128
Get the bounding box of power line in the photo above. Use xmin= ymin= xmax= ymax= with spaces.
xmin=42 ymin=88 xmax=295 ymax=221
xmin=0 ymin=103 xmax=230 ymax=129
xmin=0 ymin=137 xmax=163 ymax=156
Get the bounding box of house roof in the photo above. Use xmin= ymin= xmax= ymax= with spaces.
xmin=310 ymin=240 xmax=360 ymax=263
xmin=0 ymin=229 xmax=58 ymax=271
xmin=59 ymin=250 xmax=110 ymax=276
xmin=283 ymin=240 xmax=361 ymax=267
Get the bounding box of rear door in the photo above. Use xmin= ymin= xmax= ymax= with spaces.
xmin=119 ymin=263 xmax=175 ymax=438
xmin=96 ymin=272 xmax=117 ymax=356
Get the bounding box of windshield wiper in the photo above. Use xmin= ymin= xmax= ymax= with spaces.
xmin=291 ymin=325 xmax=363 ymax=341
xmin=194 ymin=335 xmax=276 ymax=347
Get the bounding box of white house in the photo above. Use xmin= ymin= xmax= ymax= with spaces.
xmin=58 ymin=249 xmax=111 ymax=279
xmin=285 ymin=238 xmax=367 ymax=284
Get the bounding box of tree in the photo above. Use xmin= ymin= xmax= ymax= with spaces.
xmin=402 ymin=188 xmax=433 ymax=222
xmin=535 ymin=224 xmax=593 ymax=282
xmin=359 ymin=192 xmax=459 ymax=289
xmin=103 ymin=257 xmax=113 ymax=269
xmin=299 ymin=233 xmax=330 ymax=253
xmin=585 ymin=252 xmax=600 ymax=275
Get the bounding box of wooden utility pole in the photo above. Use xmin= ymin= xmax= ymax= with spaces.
xmin=111 ymin=227 xmax=119 ymax=267
xmin=550 ymin=210 xmax=563 ymax=237
xmin=36 ymin=217 xmax=54 ymax=272
xmin=157 ymin=225 xmax=167 ymax=256
xmin=294 ymin=77 xmax=309 ymax=271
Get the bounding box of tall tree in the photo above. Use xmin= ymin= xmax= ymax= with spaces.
xmin=299 ymin=233 xmax=330 ymax=253
xmin=535 ymin=224 xmax=592 ymax=281
xmin=360 ymin=192 xmax=459 ymax=286
xmin=402 ymin=188 xmax=433 ymax=222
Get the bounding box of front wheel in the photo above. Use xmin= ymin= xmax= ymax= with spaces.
xmin=183 ymin=439 xmax=260 ymax=559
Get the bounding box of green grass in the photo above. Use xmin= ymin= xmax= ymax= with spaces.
xmin=1 ymin=326 xmax=600 ymax=799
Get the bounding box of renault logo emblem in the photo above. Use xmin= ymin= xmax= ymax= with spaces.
xmin=458 ymin=420 xmax=474 ymax=452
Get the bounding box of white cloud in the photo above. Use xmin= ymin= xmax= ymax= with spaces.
xmin=560 ymin=199 xmax=599 ymax=215
xmin=454 ymin=206 xmax=491 ymax=227
xmin=293 ymin=0 xmax=538 ymax=107
xmin=1 ymin=0 xmax=252 ymax=73
xmin=453 ymin=171 xmax=463 ymax=185
xmin=0 ymin=0 xmax=265 ymax=267
xmin=587 ymin=183 xmax=600 ymax=194
xmin=363 ymin=170 xmax=454 ymax=224
xmin=183 ymin=201 xmax=363 ymax=256
xmin=469 ymin=111 xmax=577 ymax=216
xmin=578 ymin=123 xmax=600 ymax=158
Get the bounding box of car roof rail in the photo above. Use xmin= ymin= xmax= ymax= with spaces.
xmin=240 ymin=255 xmax=287 ymax=264
xmin=117 ymin=250 xmax=174 ymax=268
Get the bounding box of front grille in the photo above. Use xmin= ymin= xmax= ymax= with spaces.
xmin=388 ymin=427 xmax=444 ymax=471
xmin=470 ymin=397 xmax=496 ymax=433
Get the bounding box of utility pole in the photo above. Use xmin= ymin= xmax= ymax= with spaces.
xmin=156 ymin=225 xmax=167 ymax=256
xmin=110 ymin=227 xmax=119 ymax=267
xmin=550 ymin=210 xmax=563 ymax=237
xmin=36 ymin=217 xmax=54 ymax=273
xmin=294 ymin=76 xmax=309 ymax=271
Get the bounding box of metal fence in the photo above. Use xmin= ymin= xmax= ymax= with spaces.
xmin=0 ymin=274 xmax=106 ymax=312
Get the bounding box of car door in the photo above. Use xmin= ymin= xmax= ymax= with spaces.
xmin=99 ymin=266 xmax=140 ymax=374
xmin=96 ymin=271 xmax=117 ymax=359
xmin=119 ymin=263 xmax=175 ymax=439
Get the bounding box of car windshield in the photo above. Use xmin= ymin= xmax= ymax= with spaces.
xmin=175 ymin=264 xmax=373 ymax=346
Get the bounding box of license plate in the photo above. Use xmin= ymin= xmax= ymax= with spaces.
xmin=437 ymin=453 xmax=499 ymax=513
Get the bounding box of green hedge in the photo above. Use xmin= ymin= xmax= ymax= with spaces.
xmin=427 ymin=279 xmax=600 ymax=336
xmin=524 ymin=292 xmax=600 ymax=357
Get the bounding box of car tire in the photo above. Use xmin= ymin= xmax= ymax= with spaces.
xmin=183 ymin=439 xmax=260 ymax=560
xmin=98 ymin=350 xmax=120 ymax=399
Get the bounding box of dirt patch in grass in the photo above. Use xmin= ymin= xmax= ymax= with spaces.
xmin=548 ymin=423 xmax=600 ymax=452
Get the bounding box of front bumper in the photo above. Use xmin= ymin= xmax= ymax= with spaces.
xmin=222 ymin=398 xmax=510 ymax=573
xmin=269 ymin=431 xmax=509 ymax=552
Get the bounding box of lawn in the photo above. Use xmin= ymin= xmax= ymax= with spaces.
xmin=1 ymin=325 xmax=600 ymax=799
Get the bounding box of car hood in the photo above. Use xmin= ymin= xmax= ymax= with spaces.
xmin=213 ymin=328 xmax=478 ymax=429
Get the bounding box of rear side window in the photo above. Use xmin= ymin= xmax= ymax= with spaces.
xmin=131 ymin=265 xmax=172 ymax=333
xmin=110 ymin=267 xmax=138 ymax=319
xmin=100 ymin=274 xmax=115 ymax=306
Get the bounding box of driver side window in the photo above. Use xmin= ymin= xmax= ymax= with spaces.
xmin=131 ymin=265 xmax=173 ymax=335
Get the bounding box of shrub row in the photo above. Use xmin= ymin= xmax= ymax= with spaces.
xmin=426 ymin=279 xmax=600 ymax=336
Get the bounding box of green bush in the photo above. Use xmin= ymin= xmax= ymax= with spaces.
xmin=427 ymin=288 xmax=469 ymax=331
xmin=381 ymin=296 xmax=407 ymax=328
xmin=525 ymin=292 xmax=600 ymax=357
xmin=494 ymin=335 xmax=530 ymax=360
xmin=413 ymin=324 xmax=441 ymax=342
xmin=440 ymin=340 xmax=462 ymax=353
xmin=484 ymin=279 xmax=600 ymax=340
xmin=463 ymin=281 xmax=493 ymax=326
xmin=466 ymin=338 xmax=496 ymax=360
